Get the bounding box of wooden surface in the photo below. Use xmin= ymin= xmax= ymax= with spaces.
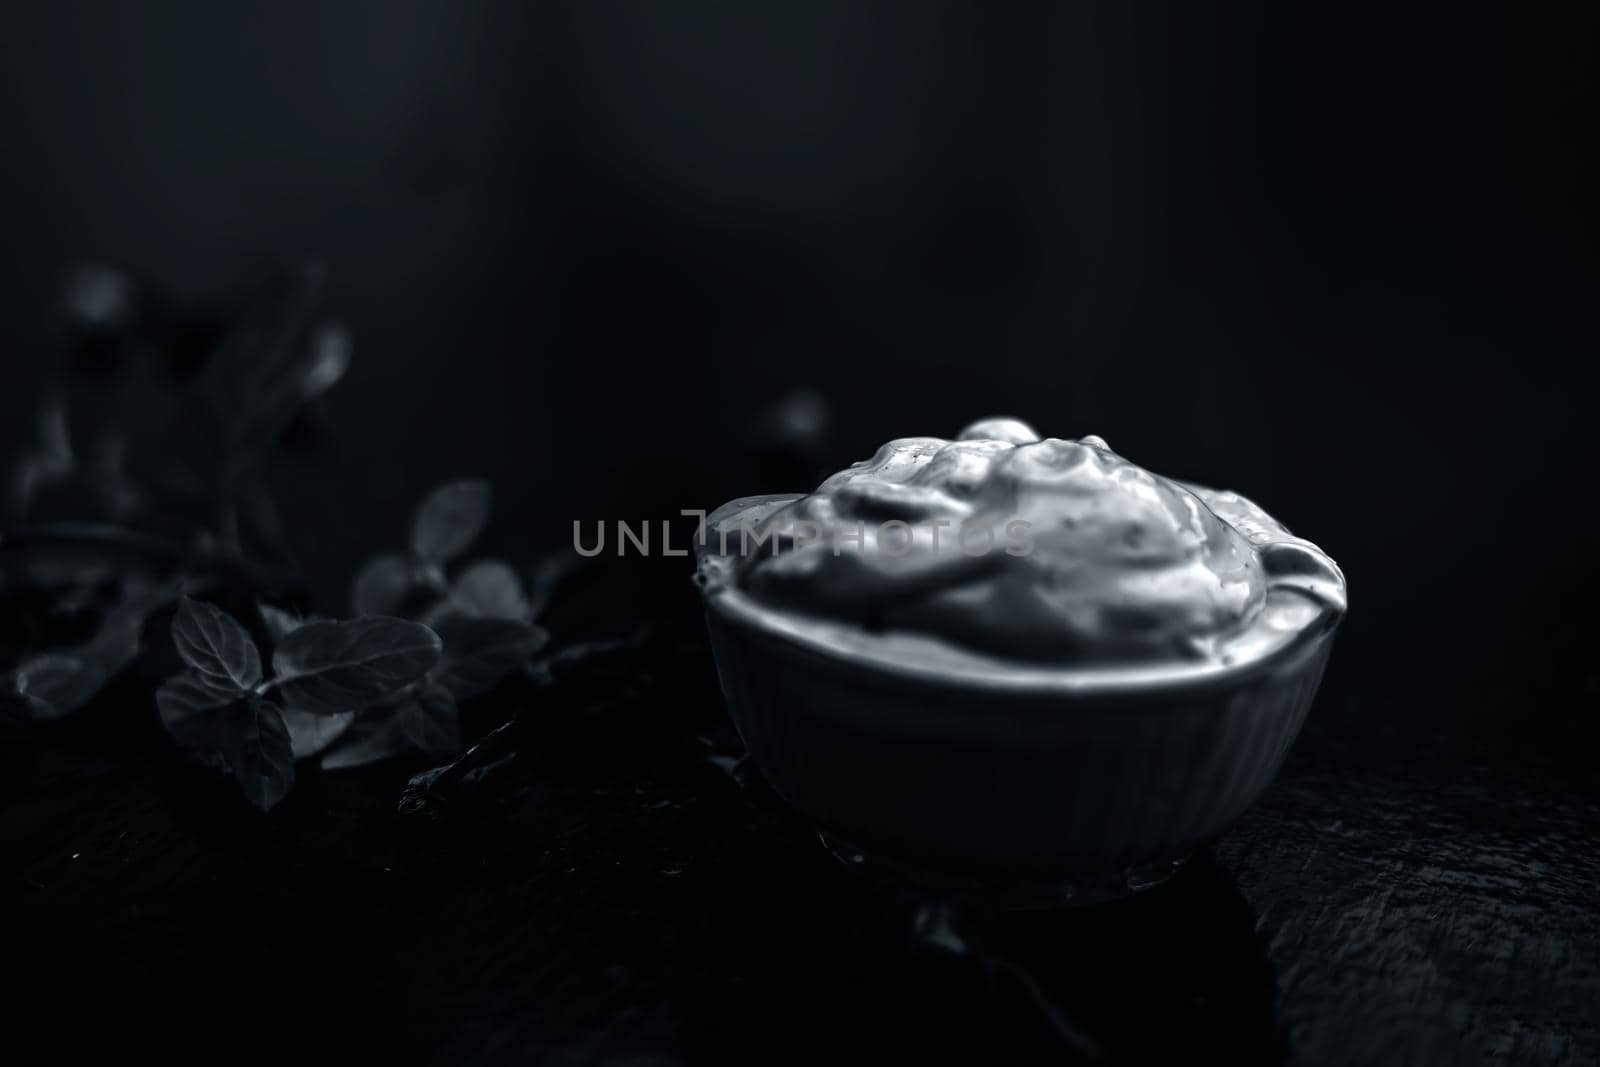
xmin=3 ymin=576 xmax=1596 ymax=1066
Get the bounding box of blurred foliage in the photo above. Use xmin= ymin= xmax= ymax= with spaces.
xmin=1 ymin=264 xmax=561 ymax=809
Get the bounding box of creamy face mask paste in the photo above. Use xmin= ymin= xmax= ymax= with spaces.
xmin=698 ymin=418 xmax=1346 ymax=906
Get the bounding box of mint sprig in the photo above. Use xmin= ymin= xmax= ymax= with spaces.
xmin=158 ymin=596 xmax=441 ymax=810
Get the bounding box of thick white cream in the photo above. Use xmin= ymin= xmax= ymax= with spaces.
xmin=708 ymin=418 xmax=1343 ymax=668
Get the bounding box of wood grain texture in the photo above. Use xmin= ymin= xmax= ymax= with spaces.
xmin=1218 ymin=725 xmax=1600 ymax=1067
xmin=2 ymin=622 xmax=1594 ymax=1066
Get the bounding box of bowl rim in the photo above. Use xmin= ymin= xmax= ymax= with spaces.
xmin=697 ymin=492 xmax=1344 ymax=700
xmin=704 ymin=584 xmax=1340 ymax=699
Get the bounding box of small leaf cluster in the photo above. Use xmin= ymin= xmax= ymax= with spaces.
xmin=158 ymin=479 xmax=549 ymax=809
xmin=350 ymin=478 xmax=550 ymax=693
xmin=4 ymin=269 xmax=559 ymax=815
xmin=158 ymin=598 xmax=442 ymax=809
xmin=2 ymin=580 xmax=177 ymax=722
xmin=2 ymin=265 xmax=344 ymax=726
xmin=352 ymin=479 xmax=533 ymax=626
xmin=343 ymin=479 xmax=550 ymax=761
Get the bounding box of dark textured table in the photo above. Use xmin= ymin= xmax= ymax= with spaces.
xmin=3 ymin=564 xmax=1596 ymax=1066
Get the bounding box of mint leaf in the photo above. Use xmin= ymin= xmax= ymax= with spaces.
xmin=432 ymin=617 xmax=548 ymax=700
xmin=11 ymin=401 xmax=75 ymax=517
xmin=156 ymin=671 xmax=241 ymax=770
xmin=351 ymin=554 xmax=416 ymax=617
xmin=19 ymin=581 xmax=171 ymax=719
xmin=205 ymin=263 xmax=332 ymax=472
xmin=411 ymin=479 xmax=490 ymax=562
xmin=399 ymin=680 xmax=460 ymax=755
xmin=282 ymin=707 xmax=354 ymax=760
xmin=4 ymin=661 xmax=65 ymax=722
xmin=321 ymin=681 xmax=458 ymax=770
xmin=158 ymin=675 xmax=294 ymax=809
xmin=271 ymin=617 xmax=442 ymax=716
xmin=526 ymin=552 xmax=585 ymax=621
xmin=436 ymin=559 xmax=530 ymax=622
xmin=318 ymin=716 xmax=392 ymax=770
xmin=300 ymin=324 xmax=350 ymax=401
xmin=11 ymin=655 xmax=84 ymax=721
xmin=224 ymin=694 xmax=294 ymax=811
xmin=172 ymin=596 xmax=262 ymax=694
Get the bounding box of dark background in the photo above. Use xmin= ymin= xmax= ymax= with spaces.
xmin=2 ymin=1 xmax=1596 ymax=714
xmin=1 ymin=3 xmax=1596 ymax=1064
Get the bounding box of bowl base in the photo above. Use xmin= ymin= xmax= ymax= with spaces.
xmin=818 ymin=828 xmax=1190 ymax=910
